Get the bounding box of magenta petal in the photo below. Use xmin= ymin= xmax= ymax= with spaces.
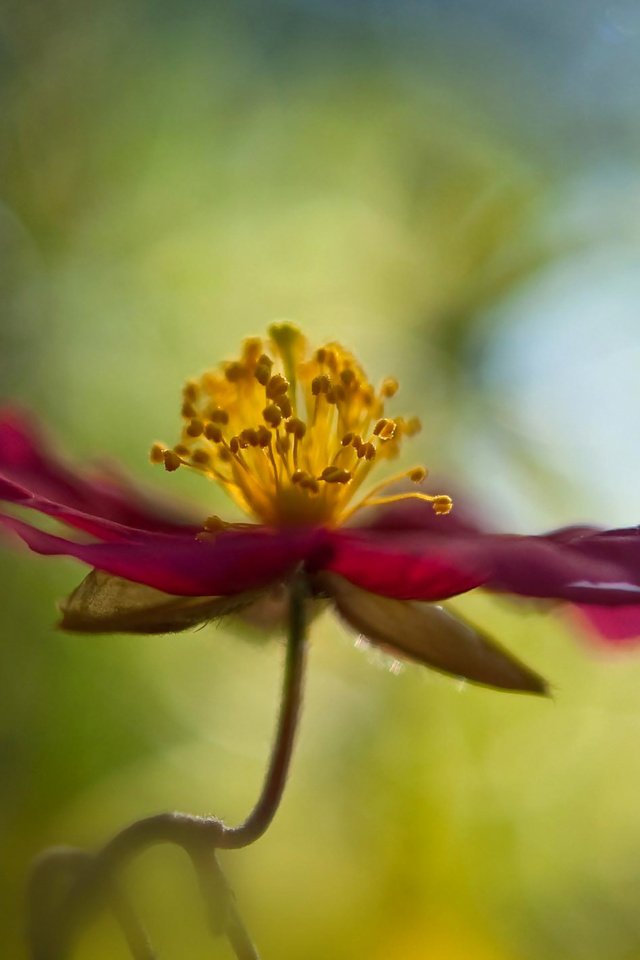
xmin=0 ymin=513 xmax=320 ymax=596
xmin=572 ymin=604 xmax=640 ymax=644
xmin=327 ymin=525 xmax=640 ymax=604
xmin=0 ymin=406 xmax=195 ymax=533
xmin=502 ymin=526 xmax=640 ymax=603
xmin=325 ymin=529 xmax=487 ymax=600
xmin=0 ymin=475 xmax=186 ymax=543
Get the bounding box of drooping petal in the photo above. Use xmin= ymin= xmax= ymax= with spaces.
xmin=326 ymin=524 xmax=640 ymax=605
xmin=0 ymin=475 xmax=185 ymax=543
xmin=59 ymin=569 xmax=258 ymax=633
xmin=0 ymin=406 xmax=196 ymax=533
xmin=484 ymin=525 xmax=640 ymax=602
xmin=318 ymin=572 xmax=548 ymax=694
xmin=0 ymin=512 xmax=321 ymax=596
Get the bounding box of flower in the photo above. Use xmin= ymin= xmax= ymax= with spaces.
xmin=2 ymin=324 xmax=640 ymax=695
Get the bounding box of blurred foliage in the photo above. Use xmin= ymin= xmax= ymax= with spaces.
xmin=2 ymin=1 xmax=640 ymax=958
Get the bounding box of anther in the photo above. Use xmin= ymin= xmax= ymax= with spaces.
xmin=183 ymin=381 xmax=200 ymax=402
xmin=174 ymin=444 xmax=189 ymax=456
xmin=373 ymin=419 xmax=389 ymax=436
xmin=432 ymin=495 xmax=453 ymax=515
xmin=321 ymin=467 xmax=351 ymax=484
xmin=359 ymin=442 xmax=376 ymax=461
xmin=229 ymin=437 xmax=240 ymax=454
xmin=266 ymin=374 xmax=289 ymax=399
xmin=292 ymin=470 xmax=307 ymax=484
xmin=285 ymin=417 xmax=306 ymax=439
xmin=378 ymin=420 xmax=397 ymax=440
xmin=225 ymin=361 xmax=246 ymax=382
xmin=209 ymin=408 xmax=229 ymax=424
xmin=255 ymin=363 xmax=271 ymax=386
xmin=409 ymin=467 xmax=427 ymax=483
xmin=256 ymin=425 xmax=271 ymax=447
xmin=181 ymin=401 xmax=197 ymax=419
xmin=186 ymin=419 xmax=204 ymax=437
xmin=327 ymin=384 xmax=345 ymax=404
xmin=276 ymin=395 xmax=292 ymax=418
xmin=341 ymin=432 xmax=354 ymax=446
xmin=311 ymin=374 xmax=330 ymax=396
xmin=191 ymin=449 xmax=211 ymax=465
xmin=324 ymin=350 xmax=337 ymax=371
xmin=163 ymin=450 xmax=181 ymax=472
xmin=263 ymin=404 xmax=282 ymax=428
xmin=300 ymin=477 xmax=320 ymax=494
xmin=340 ymin=368 xmax=356 ymax=387
xmin=240 ymin=428 xmax=259 ymax=447
xmin=381 ymin=377 xmax=399 ymax=398
xmin=149 ymin=443 xmax=165 ymax=464
xmin=204 ymin=423 xmax=223 ymax=443
xmin=242 ymin=338 xmax=262 ymax=363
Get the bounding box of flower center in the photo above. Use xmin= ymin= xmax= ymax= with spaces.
xmin=150 ymin=324 xmax=452 ymax=527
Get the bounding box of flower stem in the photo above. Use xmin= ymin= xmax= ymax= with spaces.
xmin=26 ymin=570 xmax=310 ymax=959
xmin=193 ymin=849 xmax=261 ymax=960
xmin=107 ymin=882 xmax=158 ymax=960
xmin=227 ymin=567 xmax=308 ymax=846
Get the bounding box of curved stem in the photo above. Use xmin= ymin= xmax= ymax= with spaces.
xmin=107 ymin=882 xmax=157 ymax=960
xmin=226 ymin=568 xmax=308 ymax=846
xmin=27 ymin=848 xmax=156 ymax=960
xmin=29 ymin=570 xmax=310 ymax=959
xmin=26 ymin=848 xmax=90 ymax=960
xmin=192 ymin=849 xmax=261 ymax=960
xmin=88 ymin=570 xmax=309 ymax=869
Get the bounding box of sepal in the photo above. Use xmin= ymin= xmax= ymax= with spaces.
xmin=59 ymin=569 xmax=257 ymax=634
xmin=318 ymin=572 xmax=549 ymax=695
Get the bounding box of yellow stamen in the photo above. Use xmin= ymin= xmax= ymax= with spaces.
xmin=343 ymin=491 xmax=453 ymax=519
xmin=152 ymin=324 xmax=451 ymax=527
xmin=186 ymin=419 xmax=204 ymax=437
xmin=163 ymin=450 xmax=181 ymax=472
xmin=381 ymin=377 xmax=399 ymax=398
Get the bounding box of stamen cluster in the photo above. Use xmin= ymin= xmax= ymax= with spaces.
xmin=150 ymin=324 xmax=452 ymax=527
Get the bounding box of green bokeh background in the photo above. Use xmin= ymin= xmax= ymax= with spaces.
xmin=3 ymin=2 xmax=640 ymax=957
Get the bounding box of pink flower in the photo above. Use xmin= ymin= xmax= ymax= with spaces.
xmin=2 ymin=325 xmax=639 ymax=695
